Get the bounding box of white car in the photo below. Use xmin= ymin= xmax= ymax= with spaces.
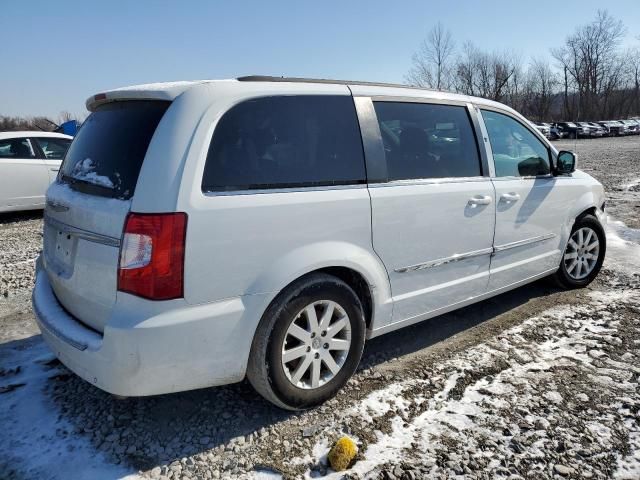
xmin=529 ymin=121 xmax=551 ymax=139
xmin=32 ymin=77 xmax=607 ymax=409
xmin=0 ymin=131 xmax=72 ymax=212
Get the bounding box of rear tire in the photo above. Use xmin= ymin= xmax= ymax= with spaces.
xmin=247 ymin=273 xmax=366 ymax=410
xmin=552 ymin=214 xmax=606 ymax=289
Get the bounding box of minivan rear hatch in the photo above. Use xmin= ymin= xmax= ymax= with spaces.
xmin=43 ymin=100 xmax=170 ymax=332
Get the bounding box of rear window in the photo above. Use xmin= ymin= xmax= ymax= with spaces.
xmin=201 ymin=95 xmax=365 ymax=192
xmin=60 ymin=100 xmax=170 ymax=199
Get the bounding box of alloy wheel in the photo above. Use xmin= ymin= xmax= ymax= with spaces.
xmin=281 ymin=300 xmax=352 ymax=389
xmin=563 ymin=227 xmax=600 ymax=280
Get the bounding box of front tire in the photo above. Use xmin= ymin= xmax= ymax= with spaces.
xmin=247 ymin=273 xmax=366 ymax=410
xmin=553 ymin=214 xmax=606 ymax=289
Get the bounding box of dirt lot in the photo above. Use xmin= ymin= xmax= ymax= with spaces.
xmin=0 ymin=136 xmax=639 ymax=480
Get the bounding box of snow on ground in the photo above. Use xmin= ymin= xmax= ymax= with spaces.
xmin=294 ymin=221 xmax=640 ymax=479
xmin=0 ymin=339 xmax=138 ymax=479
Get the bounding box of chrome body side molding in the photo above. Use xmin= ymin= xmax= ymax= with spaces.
xmin=395 ymin=247 xmax=494 ymax=273
xmin=395 ymin=233 xmax=557 ymax=273
xmin=493 ymin=233 xmax=557 ymax=253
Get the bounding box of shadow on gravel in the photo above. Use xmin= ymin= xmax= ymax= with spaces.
xmin=0 ymin=210 xmax=43 ymax=225
xmin=360 ymin=277 xmax=561 ymax=369
xmin=3 ymin=278 xmax=561 ymax=473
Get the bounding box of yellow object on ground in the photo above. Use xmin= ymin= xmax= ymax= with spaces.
xmin=327 ymin=436 xmax=358 ymax=471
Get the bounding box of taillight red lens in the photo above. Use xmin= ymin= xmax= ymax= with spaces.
xmin=118 ymin=212 xmax=187 ymax=300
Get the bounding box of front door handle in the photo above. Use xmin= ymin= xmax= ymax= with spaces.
xmin=468 ymin=195 xmax=493 ymax=206
xmin=500 ymin=192 xmax=521 ymax=202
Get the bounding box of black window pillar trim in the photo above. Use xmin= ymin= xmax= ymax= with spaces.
xmin=466 ymin=103 xmax=491 ymax=177
xmin=351 ymin=96 xmax=388 ymax=184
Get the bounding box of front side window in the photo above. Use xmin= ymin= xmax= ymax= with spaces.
xmin=0 ymin=138 xmax=36 ymax=159
xmin=202 ymin=95 xmax=365 ymax=192
xmin=481 ymin=110 xmax=550 ymax=177
xmin=372 ymin=101 xmax=481 ymax=181
xmin=34 ymin=137 xmax=72 ymax=160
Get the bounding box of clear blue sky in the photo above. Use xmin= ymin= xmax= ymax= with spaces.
xmin=1 ymin=0 xmax=639 ymax=118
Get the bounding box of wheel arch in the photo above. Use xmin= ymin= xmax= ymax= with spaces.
xmin=247 ymin=241 xmax=393 ymax=333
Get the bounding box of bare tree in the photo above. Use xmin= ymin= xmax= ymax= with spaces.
xmin=405 ymin=22 xmax=455 ymax=90
xmin=454 ymin=42 xmax=517 ymax=101
xmin=522 ymin=58 xmax=559 ymax=120
xmin=626 ymin=47 xmax=640 ymax=117
xmin=58 ymin=111 xmax=73 ymax=124
xmin=552 ymin=10 xmax=626 ymax=119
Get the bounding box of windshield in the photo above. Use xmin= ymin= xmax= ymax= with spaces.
xmin=60 ymin=100 xmax=170 ymax=199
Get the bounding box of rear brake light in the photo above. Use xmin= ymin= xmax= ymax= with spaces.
xmin=118 ymin=212 xmax=187 ymax=300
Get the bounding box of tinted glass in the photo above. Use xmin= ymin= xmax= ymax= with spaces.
xmin=481 ymin=110 xmax=551 ymax=177
xmin=372 ymin=102 xmax=481 ymax=180
xmin=202 ymin=95 xmax=365 ymax=191
xmin=0 ymin=138 xmax=36 ymax=159
xmin=34 ymin=137 xmax=72 ymax=160
xmin=60 ymin=101 xmax=170 ymax=199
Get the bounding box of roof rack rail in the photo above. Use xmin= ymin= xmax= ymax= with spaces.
xmin=236 ymin=75 xmax=433 ymax=91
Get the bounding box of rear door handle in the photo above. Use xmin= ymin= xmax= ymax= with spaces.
xmin=468 ymin=195 xmax=493 ymax=206
xmin=500 ymin=192 xmax=521 ymax=202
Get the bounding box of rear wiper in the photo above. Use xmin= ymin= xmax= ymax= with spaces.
xmin=61 ymin=174 xmax=117 ymax=196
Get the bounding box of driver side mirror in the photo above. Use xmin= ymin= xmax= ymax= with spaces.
xmin=556 ymin=150 xmax=577 ymax=174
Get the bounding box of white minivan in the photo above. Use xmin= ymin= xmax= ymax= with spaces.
xmin=33 ymin=77 xmax=606 ymax=409
xmin=0 ymin=132 xmax=72 ymax=212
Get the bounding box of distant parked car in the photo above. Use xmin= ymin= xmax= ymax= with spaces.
xmin=576 ymin=122 xmax=604 ymax=138
xmin=0 ymin=132 xmax=72 ymax=212
xmin=585 ymin=122 xmax=606 ymax=137
xmin=554 ymin=122 xmax=588 ymax=139
xmin=597 ymin=121 xmax=625 ymax=137
xmin=621 ymin=119 xmax=639 ymax=135
xmin=547 ymin=123 xmax=567 ymax=140
xmin=530 ymin=121 xmax=551 ymax=138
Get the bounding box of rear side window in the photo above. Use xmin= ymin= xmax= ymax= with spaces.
xmin=201 ymin=95 xmax=365 ymax=192
xmin=34 ymin=137 xmax=72 ymax=160
xmin=373 ymin=102 xmax=481 ymax=181
xmin=60 ymin=101 xmax=170 ymax=199
xmin=0 ymin=138 xmax=36 ymax=159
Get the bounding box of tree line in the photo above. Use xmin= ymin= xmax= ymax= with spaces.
xmin=406 ymin=11 xmax=640 ymax=122
xmin=0 ymin=111 xmax=81 ymax=132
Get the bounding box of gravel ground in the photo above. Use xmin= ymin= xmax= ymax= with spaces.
xmin=0 ymin=211 xmax=42 ymax=299
xmin=0 ymin=136 xmax=639 ymax=480
xmin=554 ymin=136 xmax=640 ymax=229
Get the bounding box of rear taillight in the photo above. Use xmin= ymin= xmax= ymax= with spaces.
xmin=118 ymin=212 xmax=187 ymax=300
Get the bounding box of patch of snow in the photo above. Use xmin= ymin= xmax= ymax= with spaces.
xmin=605 ymin=218 xmax=640 ymax=274
xmin=70 ymin=158 xmax=115 ymax=189
xmin=543 ymin=391 xmax=563 ymax=403
xmin=249 ymin=469 xmax=284 ymax=479
xmin=0 ymin=338 xmax=138 ymax=479
xmin=348 ymin=382 xmax=410 ymax=422
xmin=622 ymin=177 xmax=640 ymax=192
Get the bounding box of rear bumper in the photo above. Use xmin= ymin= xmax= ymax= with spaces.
xmin=33 ymin=261 xmax=266 ymax=396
